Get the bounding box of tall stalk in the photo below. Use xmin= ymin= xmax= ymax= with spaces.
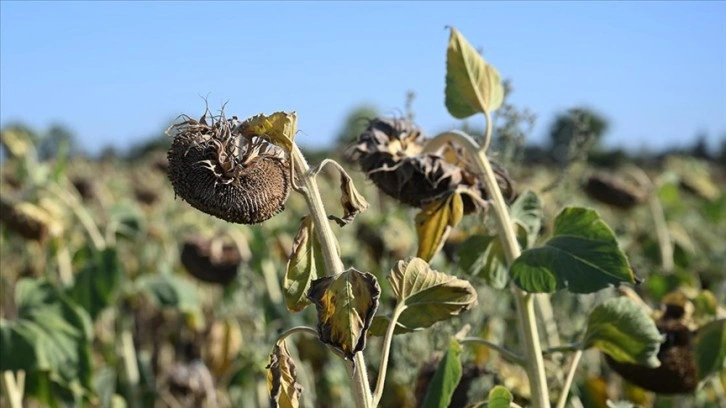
xmin=289 ymin=145 xmax=373 ymax=408
xmin=425 ymin=128 xmax=551 ymax=407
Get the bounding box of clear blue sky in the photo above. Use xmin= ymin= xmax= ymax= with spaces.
xmin=2 ymin=1 xmax=725 ymax=155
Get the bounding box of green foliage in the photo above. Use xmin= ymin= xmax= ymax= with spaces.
xmin=0 ymin=278 xmax=94 ymax=405
xmin=511 ymin=207 xmax=635 ymax=293
xmin=583 ymin=297 xmax=662 ymax=367
xmin=487 ymin=385 xmax=513 ymax=408
xmin=693 ymin=318 xmax=726 ymax=381
xmin=422 ymin=339 xmax=462 ymax=408
xmin=67 ymin=246 xmax=124 ymax=321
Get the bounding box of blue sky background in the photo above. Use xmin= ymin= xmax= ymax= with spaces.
xmin=1 ymin=1 xmax=725 ymax=156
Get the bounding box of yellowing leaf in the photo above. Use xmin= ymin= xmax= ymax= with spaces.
xmin=328 ymin=165 xmax=369 ymax=226
xmin=240 ymin=112 xmax=297 ymax=151
xmin=284 ymin=216 xmax=318 ymax=312
xmin=387 ymin=257 xmax=477 ymax=331
xmin=266 ymin=341 xmax=303 ymax=408
xmin=445 ymin=27 xmax=504 ymax=118
xmin=415 ymin=192 xmax=464 ymax=262
xmin=307 ymin=268 xmax=380 ymax=359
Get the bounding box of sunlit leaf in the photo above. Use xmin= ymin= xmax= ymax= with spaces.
xmin=509 ymin=190 xmax=543 ymax=249
xmin=583 ymin=298 xmax=662 ymax=367
xmin=307 ymin=268 xmax=380 ymax=359
xmin=457 ymin=234 xmax=508 ymax=289
xmin=388 ymin=257 xmax=477 ymax=331
xmin=135 ymin=273 xmax=200 ymax=315
xmin=284 ymin=216 xmax=318 ymax=312
xmin=511 ymin=207 xmax=636 ymax=293
xmin=422 ymin=339 xmax=462 ymax=408
xmin=693 ymin=318 xmax=726 ymax=381
xmin=415 ymin=192 xmax=464 ymax=262
xmin=445 ymin=27 xmax=504 ymax=118
xmin=367 ymin=315 xmax=416 ymax=337
xmin=240 ymin=111 xmax=297 ymax=152
xmin=266 ymin=341 xmax=303 ymax=408
xmin=487 ymin=385 xmax=513 ymax=408
xmin=67 ymin=246 xmax=124 ymax=321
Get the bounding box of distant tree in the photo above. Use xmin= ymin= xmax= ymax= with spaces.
xmin=547 ymin=107 xmax=609 ymax=165
xmin=36 ymin=123 xmax=78 ymax=161
xmin=689 ymin=132 xmax=711 ymax=160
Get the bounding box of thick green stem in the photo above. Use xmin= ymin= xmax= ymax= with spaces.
xmin=290 ymin=145 xmax=372 ymax=408
xmin=426 ymin=130 xmax=550 ymax=407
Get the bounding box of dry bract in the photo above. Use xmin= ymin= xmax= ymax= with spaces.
xmin=348 ymin=117 xmax=513 ymax=213
xmin=167 ymin=111 xmax=291 ymax=224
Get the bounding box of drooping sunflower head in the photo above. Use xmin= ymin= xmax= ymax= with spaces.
xmin=167 ymin=110 xmax=291 ymax=225
xmin=348 ymin=117 xmax=513 ymax=213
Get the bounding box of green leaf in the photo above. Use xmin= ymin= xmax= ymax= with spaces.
xmin=445 ymin=26 xmax=504 ymax=118
xmin=422 ymin=339 xmax=462 ymax=408
xmin=457 ymin=234 xmax=508 ymax=289
xmin=487 ymin=385 xmax=513 ymax=408
xmin=284 ymin=216 xmax=318 ymax=312
xmin=693 ymin=318 xmax=726 ymax=381
xmin=367 ymin=315 xmax=416 ymax=337
xmin=67 ymin=246 xmax=124 ymax=321
xmin=135 ymin=273 xmax=200 ymax=315
xmin=0 ymin=278 xmax=94 ymax=401
xmin=266 ymin=341 xmax=302 ymax=408
xmin=583 ymin=297 xmax=662 ymax=367
xmin=415 ymin=192 xmax=464 ymax=262
xmin=511 ymin=207 xmax=635 ymax=293
xmin=509 ymin=190 xmax=543 ymax=249
xmin=388 ymin=257 xmax=477 ymax=331
xmin=307 ymin=268 xmax=380 ymax=359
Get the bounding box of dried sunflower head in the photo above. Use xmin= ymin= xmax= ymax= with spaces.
xmin=348 ymin=117 xmax=513 ymax=213
xmin=180 ymin=234 xmax=245 ymax=285
xmin=583 ymin=172 xmax=647 ymax=210
xmin=167 ymin=111 xmax=291 ymax=225
xmin=605 ymin=295 xmax=698 ymax=394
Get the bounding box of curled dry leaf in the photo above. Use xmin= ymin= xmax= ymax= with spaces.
xmin=167 ymin=108 xmax=291 ymax=225
xmin=347 ymin=117 xmax=513 ymax=214
xmin=415 ymin=191 xmax=464 ymax=262
xmin=266 ymin=341 xmax=303 ymax=408
xmin=307 ymin=268 xmax=381 ymax=360
xmin=329 ymin=167 xmax=369 ymax=226
xmin=284 ymin=216 xmax=318 ymax=312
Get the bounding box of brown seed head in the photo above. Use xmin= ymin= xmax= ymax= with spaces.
xmin=583 ymin=172 xmax=647 ymax=210
xmin=180 ymin=234 xmax=245 ymax=285
xmin=167 ymin=112 xmax=290 ymax=224
xmin=348 ymin=117 xmax=513 ymax=213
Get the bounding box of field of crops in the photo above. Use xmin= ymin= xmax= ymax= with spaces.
xmin=1 ymin=27 xmax=724 ymax=408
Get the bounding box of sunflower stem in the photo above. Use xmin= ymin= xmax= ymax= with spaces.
xmin=426 ymin=129 xmax=551 ymax=408
xmin=290 ymin=144 xmax=373 ymax=408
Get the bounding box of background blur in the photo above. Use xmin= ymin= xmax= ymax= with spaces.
xmin=2 ymin=1 xmax=725 ymax=158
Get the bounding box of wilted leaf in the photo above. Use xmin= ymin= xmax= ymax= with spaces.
xmin=0 ymin=278 xmax=93 ymax=401
xmin=422 ymin=339 xmax=462 ymax=408
xmin=415 ymin=192 xmax=464 ymax=262
xmin=693 ymin=318 xmax=726 ymax=381
xmin=67 ymin=246 xmax=124 ymax=321
xmin=445 ymin=27 xmax=504 ymax=118
xmin=307 ymin=268 xmax=380 ymax=359
xmin=266 ymin=341 xmax=303 ymax=408
xmin=388 ymin=257 xmax=477 ymax=331
xmin=509 ymin=190 xmax=543 ymax=249
xmin=284 ymin=216 xmax=318 ymax=312
xmin=583 ymin=298 xmax=662 ymax=367
xmin=487 ymin=385 xmax=513 ymax=408
xmin=240 ymin=111 xmax=297 ymax=152
xmin=457 ymin=234 xmax=508 ymax=289
xmin=511 ymin=207 xmax=635 ymax=293
xmin=331 ymin=167 xmax=369 ymax=226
